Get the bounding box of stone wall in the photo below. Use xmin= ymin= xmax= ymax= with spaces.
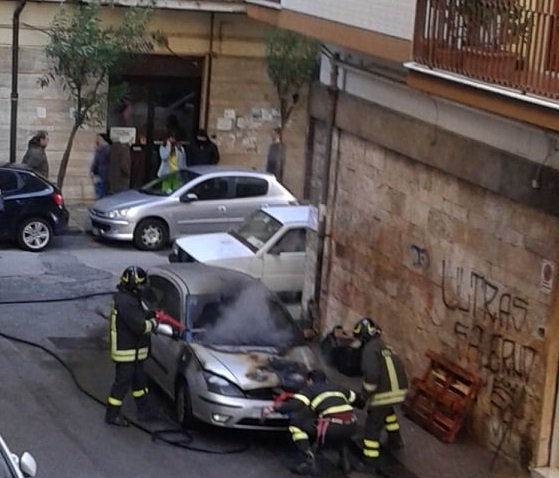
xmin=306 ymin=125 xmax=559 ymax=463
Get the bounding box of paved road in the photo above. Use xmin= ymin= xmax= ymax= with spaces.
xmin=0 ymin=234 xmax=362 ymax=478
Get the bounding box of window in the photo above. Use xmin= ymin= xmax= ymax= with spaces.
xmin=189 ymin=177 xmax=230 ymax=200
xmin=235 ymin=177 xmax=268 ymax=198
xmin=271 ymin=228 xmax=307 ymax=254
xmin=0 ymin=171 xmax=19 ymax=196
xmin=144 ymin=275 xmax=182 ymax=322
xmin=20 ymin=173 xmax=48 ymax=194
xmin=229 ymin=210 xmax=282 ymax=252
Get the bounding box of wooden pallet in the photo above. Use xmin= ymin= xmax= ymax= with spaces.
xmin=403 ymin=350 xmax=480 ymax=443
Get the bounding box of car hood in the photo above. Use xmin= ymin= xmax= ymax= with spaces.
xmin=91 ymin=189 xmax=163 ymax=212
xmin=190 ymin=343 xmax=316 ymax=391
xmin=176 ymin=233 xmax=254 ymax=262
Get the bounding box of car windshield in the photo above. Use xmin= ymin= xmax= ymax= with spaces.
xmin=229 ymin=210 xmax=282 ymax=252
xmin=140 ymin=170 xmax=199 ymax=196
xmin=187 ymin=281 xmax=304 ymax=348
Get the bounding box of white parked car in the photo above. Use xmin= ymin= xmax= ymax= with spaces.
xmin=0 ymin=434 xmax=37 ymax=478
xmin=169 ymin=205 xmax=314 ymax=298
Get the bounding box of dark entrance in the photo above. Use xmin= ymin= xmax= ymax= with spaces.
xmin=108 ymin=55 xmax=204 ymax=185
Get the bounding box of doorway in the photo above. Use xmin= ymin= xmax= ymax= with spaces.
xmin=108 ymin=55 xmax=204 ymax=184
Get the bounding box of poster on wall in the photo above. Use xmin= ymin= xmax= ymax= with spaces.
xmin=540 ymin=260 xmax=555 ymax=294
xmin=110 ymin=127 xmax=136 ymax=144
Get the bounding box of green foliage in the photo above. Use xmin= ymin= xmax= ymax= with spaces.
xmin=265 ymin=28 xmax=319 ymax=133
xmin=40 ymin=1 xmax=164 ymax=188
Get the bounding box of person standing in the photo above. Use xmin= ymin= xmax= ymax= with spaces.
xmin=90 ymin=133 xmax=111 ymax=199
xmin=22 ymin=131 xmax=49 ymax=178
xmin=158 ymin=132 xmax=187 ymax=178
xmin=188 ymin=129 xmax=220 ymax=166
xmin=353 ymin=318 xmax=408 ymax=474
xmin=105 ymin=266 xmax=160 ymax=426
xmin=265 ymin=127 xmax=285 ymax=182
xmin=106 ymin=137 xmax=131 ymax=195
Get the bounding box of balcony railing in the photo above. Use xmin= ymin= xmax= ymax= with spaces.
xmin=413 ymin=0 xmax=559 ymax=100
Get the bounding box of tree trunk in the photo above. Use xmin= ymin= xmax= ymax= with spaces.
xmin=57 ymin=121 xmax=81 ymax=189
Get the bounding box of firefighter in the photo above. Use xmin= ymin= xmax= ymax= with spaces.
xmin=268 ymin=369 xmax=358 ymax=475
xmin=354 ymin=317 xmax=408 ymax=474
xmin=105 ymin=265 xmax=160 ymax=427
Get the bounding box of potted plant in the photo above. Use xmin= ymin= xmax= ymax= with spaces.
xmin=458 ymin=0 xmax=532 ymax=81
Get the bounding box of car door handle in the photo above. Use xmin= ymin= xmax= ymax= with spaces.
xmin=217 ymin=205 xmax=227 ymax=213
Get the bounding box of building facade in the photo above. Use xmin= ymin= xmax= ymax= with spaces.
xmin=1 ymin=0 xmax=308 ymax=202
xmin=248 ymin=0 xmax=559 ymax=475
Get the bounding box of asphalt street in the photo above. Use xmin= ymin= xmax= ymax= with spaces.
xmin=1 ymin=234 xmax=394 ymax=478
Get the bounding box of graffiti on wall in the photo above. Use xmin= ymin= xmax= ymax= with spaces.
xmin=441 ymin=260 xmax=539 ymax=449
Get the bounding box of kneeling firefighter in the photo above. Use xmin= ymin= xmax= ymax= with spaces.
xmin=105 ymin=265 xmax=181 ymax=427
xmin=353 ymin=318 xmax=408 ymax=474
xmin=267 ymin=369 xmax=358 ymax=475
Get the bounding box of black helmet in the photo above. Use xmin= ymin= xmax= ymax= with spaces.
xmin=119 ymin=266 xmax=147 ymax=292
xmin=353 ymin=317 xmax=381 ymax=342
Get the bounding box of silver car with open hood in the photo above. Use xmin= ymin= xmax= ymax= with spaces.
xmin=143 ymin=263 xmax=317 ymax=430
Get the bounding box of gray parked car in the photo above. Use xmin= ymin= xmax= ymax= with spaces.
xmin=143 ymin=263 xmax=317 ymax=430
xmin=89 ymin=166 xmax=297 ymax=250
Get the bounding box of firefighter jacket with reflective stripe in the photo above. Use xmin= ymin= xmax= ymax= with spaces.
xmin=361 ymin=338 xmax=408 ymax=407
xmin=109 ymin=289 xmax=155 ymax=363
xmin=275 ymin=382 xmax=357 ymax=418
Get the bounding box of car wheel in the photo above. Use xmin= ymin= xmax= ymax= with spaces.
xmin=175 ymin=378 xmax=196 ymax=429
xmin=134 ymin=218 xmax=168 ymax=251
xmin=17 ymin=217 xmax=53 ymax=252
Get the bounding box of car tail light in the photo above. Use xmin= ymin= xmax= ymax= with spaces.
xmin=52 ymin=192 xmax=64 ymax=206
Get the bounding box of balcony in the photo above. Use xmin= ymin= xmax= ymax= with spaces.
xmin=413 ymin=0 xmax=559 ymax=101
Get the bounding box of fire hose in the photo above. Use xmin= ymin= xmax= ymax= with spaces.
xmin=0 ymin=293 xmax=249 ymax=455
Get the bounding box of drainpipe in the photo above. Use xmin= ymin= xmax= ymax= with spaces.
xmin=10 ymin=0 xmax=28 ymax=163
xmin=312 ymin=53 xmax=339 ymax=333
xmin=203 ymin=12 xmax=215 ymax=129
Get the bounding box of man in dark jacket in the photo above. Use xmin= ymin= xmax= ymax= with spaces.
xmin=269 ymin=369 xmax=358 ymax=475
xmin=105 ymin=266 xmax=160 ymax=426
xmin=265 ymin=127 xmax=285 ymax=182
xmin=188 ymin=129 xmax=220 ymax=166
xmin=22 ymin=131 xmax=49 ymax=178
xmin=106 ymin=140 xmax=131 ymax=194
xmin=90 ymin=133 xmax=111 ymax=199
xmin=353 ymin=318 xmax=408 ymax=474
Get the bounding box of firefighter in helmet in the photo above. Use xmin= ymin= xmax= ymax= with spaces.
xmin=353 ymin=317 xmax=408 ymax=473
xmin=268 ymin=369 xmax=358 ymax=475
xmin=105 ymin=266 xmax=160 ymax=426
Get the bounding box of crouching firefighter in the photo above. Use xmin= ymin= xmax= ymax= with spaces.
xmin=353 ymin=318 xmax=408 ymax=474
xmin=268 ymin=369 xmax=358 ymax=475
xmin=105 ymin=266 xmax=179 ymax=427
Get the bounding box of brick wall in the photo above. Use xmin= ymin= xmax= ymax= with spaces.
xmin=307 ymin=127 xmax=559 ymax=462
xmin=282 ymin=0 xmax=416 ymax=40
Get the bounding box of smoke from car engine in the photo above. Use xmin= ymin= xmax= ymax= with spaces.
xmin=202 ymin=283 xmax=299 ymax=348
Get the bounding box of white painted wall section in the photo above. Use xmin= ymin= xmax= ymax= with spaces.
xmin=282 ymin=0 xmax=416 ymax=40
xmin=319 ymin=53 xmax=559 ymax=171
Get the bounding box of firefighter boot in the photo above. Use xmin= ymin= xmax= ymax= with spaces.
xmin=105 ymin=406 xmax=129 ymax=427
xmin=290 ymin=450 xmax=319 ymax=476
xmin=386 ymin=431 xmax=404 ymax=450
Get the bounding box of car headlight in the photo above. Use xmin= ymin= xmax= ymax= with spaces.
xmin=106 ymin=208 xmax=129 ymax=219
xmin=203 ymin=372 xmax=244 ymax=397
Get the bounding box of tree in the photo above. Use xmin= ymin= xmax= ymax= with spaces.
xmin=40 ymin=2 xmax=159 ymax=189
xmin=265 ymin=29 xmax=319 ymax=137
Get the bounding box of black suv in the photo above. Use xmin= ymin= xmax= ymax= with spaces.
xmin=0 ymin=164 xmax=69 ymax=251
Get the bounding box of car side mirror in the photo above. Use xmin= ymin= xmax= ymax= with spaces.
xmin=181 ymin=193 xmax=198 ymax=203
xmin=19 ymin=452 xmax=37 ymax=477
xmin=269 ymin=247 xmax=282 ymax=256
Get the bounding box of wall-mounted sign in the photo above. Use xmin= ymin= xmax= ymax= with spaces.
xmin=110 ymin=127 xmax=136 ymax=144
